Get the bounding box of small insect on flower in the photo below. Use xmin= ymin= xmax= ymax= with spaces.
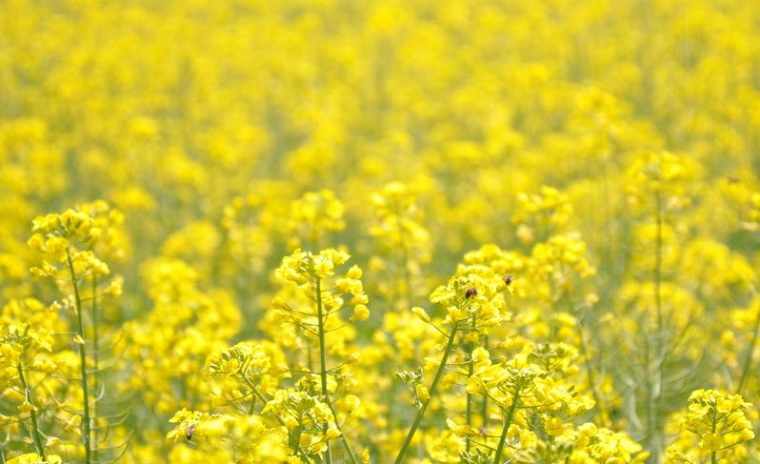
xmin=465 ymin=288 xmax=478 ymax=299
xmin=504 ymin=275 xmax=513 ymax=286
xmin=186 ymin=423 xmax=196 ymax=441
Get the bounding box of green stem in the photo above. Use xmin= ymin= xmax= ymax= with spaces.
xmin=245 ymin=380 xmax=268 ymax=408
xmin=465 ymin=315 xmax=476 ymax=453
xmin=710 ymin=404 xmax=718 ymax=464
xmin=66 ymin=249 xmax=92 ymax=464
xmin=654 ymin=190 xmax=664 ymax=340
xmin=493 ymin=387 xmax=521 ymax=464
xmin=315 ymin=278 xmax=328 ymax=400
xmin=387 ymin=368 xmax=399 ymax=430
xmin=465 ymin=361 xmax=473 ymax=453
xmin=248 ymin=393 xmax=256 ymax=415
xmin=481 ymin=335 xmax=489 ymax=431
xmin=649 ymin=191 xmax=664 ymax=461
xmin=91 ymin=276 xmax=99 ymax=464
xmin=314 ymin=278 xmax=358 ymax=464
xmin=327 ymin=402 xmax=360 ymax=464
xmin=315 ymin=278 xmax=332 ymax=464
xmin=737 ymin=303 xmax=760 ymax=394
xmin=307 ymin=343 xmax=313 ymax=372
xmin=577 ymin=321 xmax=605 ymax=424
xmin=393 ymin=323 xmax=459 ymax=464
xmin=17 ymin=360 xmax=46 ymax=461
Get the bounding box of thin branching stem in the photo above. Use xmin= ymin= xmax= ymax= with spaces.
xmin=327 ymin=402 xmax=360 ymax=464
xmin=17 ymin=359 xmax=46 ymax=461
xmin=465 ymin=314 xmax=476 ymax=453
xmin=649 ymin=190 xmax=665 ymax=460
xmin=576 ymin=319 xmax=606 ymax=425
xmin=315 ymin=277 xmax=358 ymax=464
xmin=66 ymin=248 xmax=92 ymax=464
xmin=710 ymin=404 xmax=718 ymax=464
xmin=481 ymin=335 xmax=489 ymax=432
xmin=492 ymin=387 xmax=520 ymax=464
xmin=654 ymin=190 xmax=664 ymax=341
xmin=737 ymin=303 xmax=760 ymax=394
xmin=91 ymin=276 xmax=99 ymax=463
xmin=465 ymin=361 xmax=473 ymax=452
xmin=315 ymin=277 xmax=333 ymax=464
xmin=394 ymin=323 xmax=459 ymax=464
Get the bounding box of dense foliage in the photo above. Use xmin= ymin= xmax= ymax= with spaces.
xmin=1 ymin=0 xmax=760 ymax=462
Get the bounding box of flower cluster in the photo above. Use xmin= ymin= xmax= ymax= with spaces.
xmin=1 ymin=0 xmax=759 ymax=463
xmin=665 ymin=389 xmax=755 ymax=463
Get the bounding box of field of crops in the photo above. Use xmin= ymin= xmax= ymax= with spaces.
xmin=2 ymin=0 xmax=760 ymax=462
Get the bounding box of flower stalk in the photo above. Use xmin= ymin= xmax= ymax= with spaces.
xmin=315 ymin=277 xmax=358 ymax=464
xmin=17 ymin=358 xmax=47 ymax=462
xmin=66 ymin=249 xmax=92 ymax=464
xmin=648 ymin=190 xmax=665 ymax=461
xmin=465 ymin=314 xmax=477 ymax=453
xmin=710 ymin=404 xmax=718 ymax=464
xmin=493 ymin=387 xmax=521 ymax=464
xmin=394 ymin=323 xmax=459 ymax=464
xmin=91 ymin=276 xmax=99 ymax=463
xmin=481 ymin=335 xmax=489 ymax=431
xmin=737 ymin=303 xmax=760 ymax=394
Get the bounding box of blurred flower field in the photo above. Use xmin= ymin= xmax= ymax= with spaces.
xmin=2 ymin=0 xmax=760 ymax=462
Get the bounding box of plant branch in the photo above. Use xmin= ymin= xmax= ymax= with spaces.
xmin=492 ymin=387 xmax=521 ymax=464
xmin=18 ymin=359 xmax=46 ymax=461
xmin=394 ymin=323 xmax=459 ymax=464
xmin=66 ymin=248 xmax=92 ymax=464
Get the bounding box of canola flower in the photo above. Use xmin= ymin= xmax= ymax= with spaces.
xmin=1 ymin=0 xmax=760 ymax=463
